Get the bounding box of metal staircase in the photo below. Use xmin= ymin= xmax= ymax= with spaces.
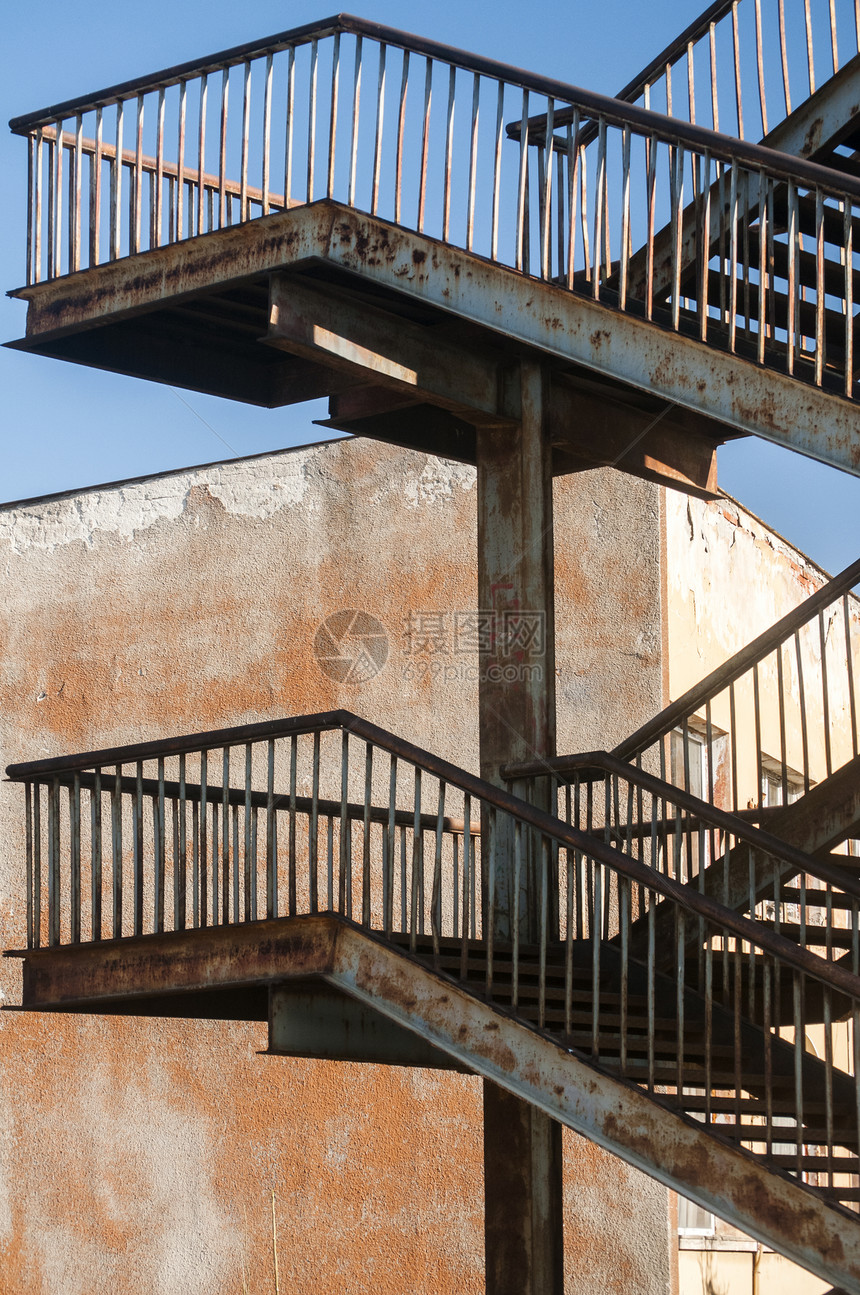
xmin=5 ymin=3 xmax=860 ymax=1292
xmin=6 ymin=709 xmax=860 ymax=1289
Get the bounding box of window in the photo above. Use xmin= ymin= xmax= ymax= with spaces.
xmin=677 ymin=1196 xmax=715 ymax=1237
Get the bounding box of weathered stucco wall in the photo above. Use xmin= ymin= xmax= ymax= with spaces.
xmin=0 ymin=437 xmax=671 ymax=1294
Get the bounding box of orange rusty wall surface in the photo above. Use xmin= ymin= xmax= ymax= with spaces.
xmin=0 ymin=438 xmax=670 ymax=1295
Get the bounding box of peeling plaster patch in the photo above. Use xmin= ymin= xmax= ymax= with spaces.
xmin=0 ymin=448 xmax=319 ymax=555
xmin=403 ymin=461 xmax=477 ymax=510
xmin=207 ymin=453 xmax=313 ymax=519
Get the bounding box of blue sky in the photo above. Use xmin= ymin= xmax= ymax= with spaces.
xmin=2 ymin=0 xmax=857 ymax=576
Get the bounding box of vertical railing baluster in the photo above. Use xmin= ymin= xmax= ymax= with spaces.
xmin=466 ymin=71 xmax=480 ymax=253
xmin=197 ymin=73 xmax=209 ymax=234
xmin=307 ymin=39 xmax=318 ymax=204
xmin=150 ymin=89 xmax=164 ymax=248
xmin=442 ymin=63 xmax=455 ymax=241
xmin=134 ymin=761 xmax=144 ymax=935
xmin=820 ymin=609 xmax=833 ymax=778
xmin=538 ymin=836 xmax=549 ymax=1031
xmin=362 ymin=742 xmax=373 ymax=927
xmin=804 ymin=0 xmax=816 ymax=97
xmin=310 ymin=732 xmax=320 ymax=913
xmin=340 ymin=731 xmax=350 ymax=915
xmin=327 ymin=816 xmax=335 ymax=911
xmin=417 ymin=56 xmax=432 ymax=233
xmin=192 ymin=798 xmax=200 ymax=929
xmin=844 ymin=594 xmax=858 ymax=757
xmin=219 ymin=68 xmax=229 ymax=229
xmin=48 ymin=776 xmax=60 ymax=946
xmin=155 ymin=756 xmax=165 ymax=933
xmin=111 ymin=765 xmax=122 ymax=937
xmin=239 ymin=63 xmax=251 ymax=221
xmin=25 ymin=783 xmax=34 ymax=948
xmin=394 ymin=48 xmax=409 ymax=225
xmin=285 ymin=46 xmax=296 ymax=211
xmin=110 ymin=104 xmax=123 ymax=261
xmin=177 ymin=754 xmax=187 ymax=930
xmin=777 ymin=645 xmax=789 ymax=806
xmin=645 ymin=133 xmax=656 ymax=319
xmin=731 ymin=0 xmax=744 ymax=138
xmin=26 ymin=133 xmax=35 ymax=285
xmin=491 ymin=80 xmax=504 ymax=262
xmin=778 ymin=0 xmax=792 ymax=117
xmin=267 ymin=738 xmax=277 ymax=919
xmin=786 ymin=181 xmax=798 ymax=375
xmin=233 ymin=803 xmax=241 ymax=923
xmin=289 ymin=734 xmax=298 ymax=916
xmin=386 ymin=755 xmax=397 ymax=936
xmin=619 ymin=125 xmax=631 ymax=311
xmin=328 ymin=34 xmax=341 ymax=203
xmin=221 ymin=747 xmax=230 ymax=923
xmin=71 ymin=114 xmax=83 ymax=272
xmin=53 ymin=119 xmax=64 ymax=277
xmin=755 ymin=170 xmax=767 ymax=363
xmin=709 ymin=21 xmax=720 ymax=131
xmin=200 ymin=750 xmax=209 ymax=926
xmin=348 ymin=37 xmax=362 ymax=210
xmin=33 ymin=128 xmax=44 ymax=284
xmin=830 ymin=0 xmax=840 ymax=74
xmin=516 ymin=89 xmax=529 ymax=273
xmin=69 ymin=774 xmax=81 ymax=943
xmin=133 ymin=95 xmax=144 ymax=254
xmin=431 ymin=780 xmax=445 ymax=955
xmin=512 ymin=818 xmax=522 ymax=1010
xmin=541 ymin=99 xmax=555 ymax=282
xmin=262 ymin=55 xmax=274 ymax=215
xmin=754 ymin=0 xmax=767 ymax=138
xmin=845 ymin=198 xmax=855 ymax=397
xmin=244 ymin=742 xmax=253 ymax=922
xmin=796 ymin=629 xmax=811 ymax=793
xmin=410 ymin=766 xmax=422 ymax=949
xmin=371 ymin=42 xmax=386 ymax=217
xmin=815 ymin=188 xmax=826 ymax=387
xmin=460 ymin=794 xmax=472 ymax=979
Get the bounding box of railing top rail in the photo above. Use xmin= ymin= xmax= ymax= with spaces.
xmin=503 ymin=746 xmax=860 ymax=904
xmin=609 ymin=555 xmax=860 ymax=764
xmin=8 ymin=708 xmax=860 ymax=1001
xmin=4 ymin=710 xmax=355 ymax=779
xmin=10 ymin=11 xmax=860 ymax=203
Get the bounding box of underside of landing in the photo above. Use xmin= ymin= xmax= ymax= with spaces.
xmin=9 ymin=200 xmax=860 ymax=482
xmin=7 ymin=912 xmax=860 ymax=1293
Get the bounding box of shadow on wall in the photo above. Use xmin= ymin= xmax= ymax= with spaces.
xmin=699 ymin=1250 xmax=731 ymax=1295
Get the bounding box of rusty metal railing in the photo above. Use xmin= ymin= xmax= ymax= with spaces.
xmin=9 ymin=15 xmax=860 ymax=399
xmin=502 ymin=746 xmax=860 ymax=969
xmin=612 ymin=0 xmax=859 ymax=141
xmin=617 ymin=553 xmax=860 ymax=814
xmin=7 ymin=708 xmax=860 ymax=1212
xmin=508 ymin=555 xmax=860 ymax=818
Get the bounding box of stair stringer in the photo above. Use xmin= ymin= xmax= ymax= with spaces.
xmin=325 ymin=920 xmax=860 ymax=1293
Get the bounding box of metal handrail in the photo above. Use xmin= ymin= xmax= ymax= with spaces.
xmin=10 ymin=13 xmax=860 ymax=198
xmin=503 ymin=745 xmax=860 ymax=904
xmin=617 ymin=556 xmax=860 ymax=764
xmin=8 ymin=708 xmax=860 ymax=1000
xmin=505 ymin=555 xmax=860 ymax=803
xmin=11 ymin=13 xmax=860 ymax=403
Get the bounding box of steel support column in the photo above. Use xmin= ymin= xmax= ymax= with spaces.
xmin=477 ymin=358 xmax=563 ymax=1295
